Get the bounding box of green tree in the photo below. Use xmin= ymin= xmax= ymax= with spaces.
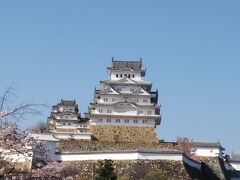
xmin=95 ymin=159 xmax=117 ymax=180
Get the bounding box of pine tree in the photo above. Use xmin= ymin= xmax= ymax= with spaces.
xmin=95 ymin=159 xmax=117 ymax=180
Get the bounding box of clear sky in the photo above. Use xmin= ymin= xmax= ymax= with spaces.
xmin=0 ymin=1 xmax=240 ymax=153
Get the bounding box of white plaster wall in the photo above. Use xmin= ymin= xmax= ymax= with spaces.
xmin=56 ymin=124 xmax=78 ymax=128
xmin=138 ymin=152 xmax=183 ymax=161
xmin=58 ymin=152 xmax=183 ymax=162
xmin=56 ymin=122 xmax=89 ymax=129
xmin=94 ymin=107 xmax=155 ymax=116
xmin=97 ymin=96 xmax=152 ymax=105
xmin=110 ymin=71 xmax=141 ymax=81
xmin=55 ymin=115 xmax=78 ymax=120
xmin=194 ymin=147 xmax=220 ymax=157
xmin=2 ymin=151 xmax=32 ymax=163
xmin=53 ymin=133 xmax=92 ymax=140
xmin=230 ymin=162 xmax=240 ymax=171
xmin=90 ymin=117 xmax=156 ymax=127
xmin=112 ymin=85 xmax=147 ymax=94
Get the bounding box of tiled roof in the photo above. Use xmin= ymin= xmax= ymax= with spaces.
xmin=53 ymin=99 xmax=78 ymax=108
xmin=30 ymin=133 xmax=59 ymax=141
xmin=90 ymin=101 xmax=160 ymax=109
xmin=110 ymin=60 xmax=142 ymax=70
xmin=60 ymin=99 xmax=76 ymax=106
xmin=100 ymin=78 xmax=151 ymax=86
xmin=192 ymin=141 xmax=224 ymax=150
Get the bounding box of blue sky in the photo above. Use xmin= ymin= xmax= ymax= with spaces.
xmin=0 ymin=1 xmax=240 ymax=153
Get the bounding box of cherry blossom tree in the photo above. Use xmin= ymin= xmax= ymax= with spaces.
xmin=0 ymin=86 xmax=79 ymax=179
xmin=0 ymin=86 xmax=45 ymax=177
xmin=175 ymin=137 xmax=194 ymax=157
xmin=31 ymin=162 xmax=79 ymax=179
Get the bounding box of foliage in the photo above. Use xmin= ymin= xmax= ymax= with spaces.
xmin=176 ymin=137 xmax=193 ymax=156
xmin=30 ymin=122 xmax=49 ymax=133
xmin=95 ymin=159 xmax=117 ymax=180
xmin=31 ymin=162 xmax=79 ymax=179
xmin=0 ymin=156 xmax=15 ymax=177
xmin=0 ymin=86 xmax=46 ymax=177
xmin=140 ymin=170 xmax=167 ymax=180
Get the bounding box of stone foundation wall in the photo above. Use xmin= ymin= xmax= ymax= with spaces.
xmin=72 ymin=160 xmax=191 ymax=180
xmin=90 ymin=125 xmax=158 ymax=143
xmin=58 ymin=140 xmax=175 ymax=152
xmin=197 ymin=157 xmax=225 ymax=179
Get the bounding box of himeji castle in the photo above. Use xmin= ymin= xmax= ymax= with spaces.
xmin=46 ymin=60 xmax=162 ymax=142
xmin=86 ymin=60 xmax=161 ymax=128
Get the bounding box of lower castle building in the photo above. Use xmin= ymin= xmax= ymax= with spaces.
xmin=47 ymin=99 xmax=91 ymax=140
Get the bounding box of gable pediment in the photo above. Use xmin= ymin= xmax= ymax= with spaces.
xmin=116 ymin=77 xmax=136 ymax=84
xmin=132 ymin=88 xmax=151 ymax=96
xmin=114 ymin=102 xmax=137 ymax=109
xmin=100 ymin=86 xmax=119 ymax=95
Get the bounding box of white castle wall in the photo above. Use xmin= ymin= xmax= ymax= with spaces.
xmin=97 ymin=97 xmax=151 ymax=105
xmin=90 ymin=117 xmax=155 ymax=127
xmin=93 ymin=107 xmax=155 ymax=116
xmin=53 ymin=132 xmax=92 ymax=140
xmin=1 ymin=150 xmax=32 ymax=163
xmin=110 ymin=71 xmax=141 ymax=81
xmin=193 ymin=147 xmax=222 ymax=157
xmin=230 ymin=162 xmax=240 ymax=171
xmin=57 ymin=151 xmax=184 ymax=162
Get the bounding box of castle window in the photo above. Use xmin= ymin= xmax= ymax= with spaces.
xmin=116 ymin=74 xmax=119 ymax=78
xmin=98 ymin=109 xmax=103 ymax=113
xmin=130 ymin=88 xmax=134 ymax=92
xmin=134 ymin=120 xmax=138 ymax=123
xmin=98 ymin=118 xmax=102 ymax=123
xmin=112 ymin=98 xmax=115 ymax=102
xmin=125 ymin=74 xmax=127 ymax=77
xmin=125 ymin=119 xmax=129 ymax=123
xmin=116 ymin=119 xmax=120 ymax=123
xmin=63 ymin=122 xmax=65 ymax=125
xmin=120 ymin=74 xmax=123 ymax=78
xmin=142 ymin=120 xmax=147 ymax=124
xmin=103 ymin=98 xmax=108 ymax=102
xmin=68 ymin=123 xmax=71 ymax=126
xmin=143 ymin=99 xmax=148 ymax=103
xmin=107 ymin=109 xmax=112 ymax=113
xmin=147 ymin=110 xmax=152 ymax=115
xmin=107 ymin=119 xmax=111 ymax=123
xmin=128 ymin=74 xmax=131 ymax=78
xmin=132 ymin=74 xmax=135 ymax=78
xmin=138 ymin=110 xmax=143 ymax=115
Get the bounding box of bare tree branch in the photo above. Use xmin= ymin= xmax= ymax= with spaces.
xmin=0 ymin=85 xmax=17 ymax=111
xmin=0 ymin=86 xmax=47 ymax=176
